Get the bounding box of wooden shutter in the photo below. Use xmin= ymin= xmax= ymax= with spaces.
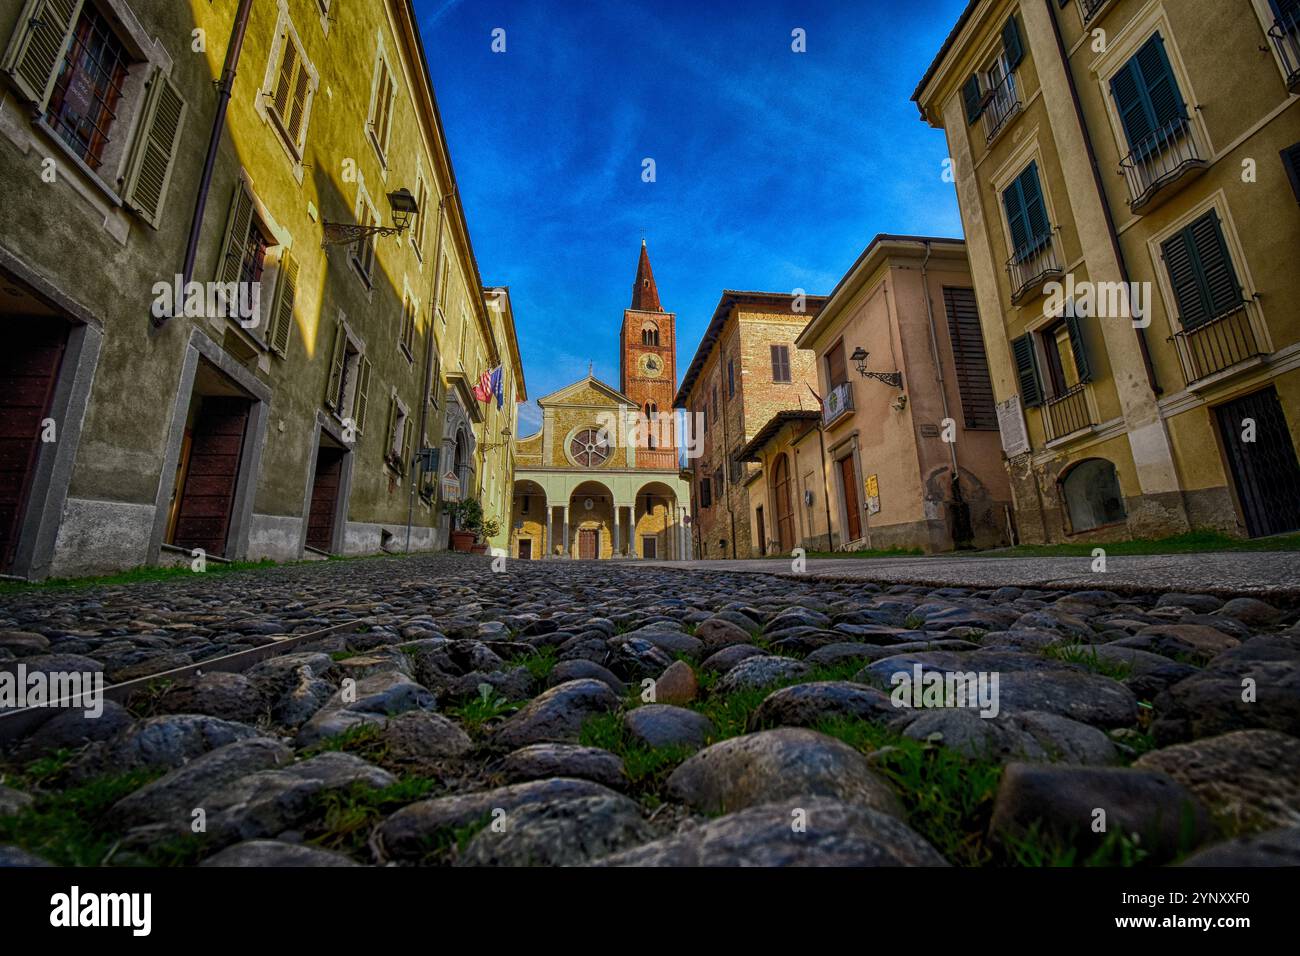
xmin=287 ymin=62 xmax=310 ymax=145
xmin=1012 ymin=333 xmax=1043 ymax=407
xmin=1110 ymin=59 xmax=1153 ymax=154
xmin=1160 ymin=228 xmax=1209 ymax=329
xmin=943 ymin=287 xmax=996 ymax=429
xmin=217 ymin=180 xmax=255 ymax=286
xmin=1002 ymin=174 xmax=1030 ymax=258
xmin=826 ymin=341 xmax=848 ymax=386
xmin=1135 ymin=34 xmax=1183 ymax=133
xmin=1 ymin=0 xmax=82 ymax=108
xmin=1003 ymin=15 xmax=1024 ymax=70
xmin=400 ymin=412 xmax=414 ymax=475
xmin=121 ymin=70 xmax=187 ymax=229
xmin=1065 ymin=311 xmax=1092 ymax=384
xmin=1271 ymin=0 xmax=1300 ymax=19
xmin=1111 ymin=34 xmax=1184 ymax=154
xmin=384 ymin=396 xmax=399 ymax=460
xmin=324 ymin=320 xmax=346 ymax=409
xmin=354 ymin=355 xmax=372 ymax=433
xmin=962 ymin=75 xmax=983 ymax=124
xmin=1282 ymin=143 xmax=1300 ymax=204
xmin=1188 ymin=212 xmax=1243 ymax=319
xmin=268 ymin=251 xmax=298 ymax=358
xmin=1020 ymin=164 xmax=1050 ymax=246
xmin=273 ymin=36 xmax=297 ymax=119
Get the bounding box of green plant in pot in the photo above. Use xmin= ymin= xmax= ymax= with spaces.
xmin=446 ymin=498 xmax=483 ymax=553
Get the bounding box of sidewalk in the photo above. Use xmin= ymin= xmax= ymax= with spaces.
xmin=647 ymin=552 xmax=1300 ymax=600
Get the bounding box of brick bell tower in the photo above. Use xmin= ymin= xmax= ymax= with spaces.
xmin=620 ymin=240 xmax=677 ymax=465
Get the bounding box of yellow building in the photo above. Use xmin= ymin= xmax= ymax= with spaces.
xmin=914 ymin=0 xmax=1300 ymax=542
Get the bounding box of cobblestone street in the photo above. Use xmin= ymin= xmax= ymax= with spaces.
xmin=2 ymin=554 xmax=1298 ymax=867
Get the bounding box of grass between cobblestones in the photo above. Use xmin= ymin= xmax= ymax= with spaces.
xmin=808 ymin=529 xmax=1300 ymax=560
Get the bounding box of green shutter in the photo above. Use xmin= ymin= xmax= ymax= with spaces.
xmin=217 ymin=180 xmax=255 ymax=286
xmin=121 ymin=69 xmax=186 ymax=229
xmin=1003 ymin=15 xmax=1024 ymax=71
xmin=1110 ymin=60 xmax=1152 ymax=154
xmin=962 ymin=74 xmax=983 ymax=124
xmin=1065 ymin=311 xmax=1092 ymax=384
xmin=268 ymin=251 xmax=298 ymax=358
xmin=1160 ymin=228 xmax=1209 ymax=328
xmin=1020 ymin=163 xmax=1050 ymax=247
xmin=1282 ymin=142 xmax=1300 ymax=204
xmin=354 ymin=355 xmax=372 ymax=434
xmin=1012 ymin=333 xmax=1043 ymax=407
xmin=1136 ymin=34 xmax=1183 ymax=133
xmin=1002 ymin=177 xmax=1030 ymax=259
xmin=324 ymin=319 xmax=346 ymax=409
xmin=1 ymin=0 xmax=82 ymax=108
xmin=1189 ymin=212 xmax=1243 ymax=319
xmin=1111 ymin=34 xmax=1185 ymax=155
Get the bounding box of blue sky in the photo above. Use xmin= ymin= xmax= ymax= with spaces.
xmin=415 ymin=0 xmax=970 ymax=435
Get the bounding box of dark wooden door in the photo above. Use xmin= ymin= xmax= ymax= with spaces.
xmin=773 ymin=454 xmax=795 ymax=553
xmin=642 ymin=535 xmax=657 ymax=559
xmin=840 ymin=455 xmax=862 ymax=542
xmin=578 ymin=528 xmax=598 ymax=560
xmin=518 ymin=538 xmax=532 ymax=560
xmin=0 ymin=320 xmax=68 ymax=572
xmin=171 ymin=396 xmax=250 ymax=557
xmin=1215 ymin=387 xmax=1300 ymax=537
xmin=755 ymin=506 xmax=766 ymax=556
xmin=306 ymin=446 xmax=344 ymax=552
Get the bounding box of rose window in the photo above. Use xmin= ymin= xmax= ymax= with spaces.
xmin=570 ymin=428 xmax=611 ymax=467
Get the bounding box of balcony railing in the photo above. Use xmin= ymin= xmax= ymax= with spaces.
xmin=1270 ymin=11 xmax=1300 ymax=93
xmin=1044 ymin=383 xmax=1094 ymax=442
xmin=823 ymin=380 xmax=854 ymax=426
xmin=1006 ymin=232 xmax=1063 ymax=304
xmin=1172 ymin=305 xmax=1265 ymax=386
xmin=637 ymin=449 xmax=679 ymax=470
xmin=1080 ymin=0 xmax=1111 ymax=25
xmin=981 ymin=70 xmax=1021 ymax=144
xmin=1119 ymin=116 xmax=1207 ymax=213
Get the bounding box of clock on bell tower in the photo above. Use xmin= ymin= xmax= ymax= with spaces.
xmin=620 ymin=240 xmax=677 ymax=464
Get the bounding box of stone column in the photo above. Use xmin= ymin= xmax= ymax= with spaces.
xmin=612 ymin=507 xmax=621 ymax=559
xmin=560 ymin=505 xmax=569 ymax=559
xmin=540 ymin=504 xmax=549 ymax=559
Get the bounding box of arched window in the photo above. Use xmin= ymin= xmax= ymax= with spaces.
xmin=569 ymin=427 xmax=611 ymax=467
xmin=1061 ymin=458 xmax=1126 ymax=532
xmin=641 ymin=321 xmax=659 ymax=346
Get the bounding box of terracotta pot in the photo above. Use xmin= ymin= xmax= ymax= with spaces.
xmin=451 ymin=530 xmax=476 ymax=552
xmin=470 ymin=542 xmax=489 ymax=554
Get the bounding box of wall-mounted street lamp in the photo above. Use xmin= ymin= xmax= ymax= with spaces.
xmin=850 ymin=347 xmax=903 ymax=389
xmin=321 ymin=188 xmax=420 ymax=247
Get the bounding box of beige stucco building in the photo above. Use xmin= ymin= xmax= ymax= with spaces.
xmin=913 ymin=0 xmax=1300 ymax=543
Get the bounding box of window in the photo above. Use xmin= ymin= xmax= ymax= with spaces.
xmin=386 ymin=396 xmax=412 ymax=475
xmin=727 ymin=358 xmax=735 ymax=398
xmin=641 ymin=321 xmax=659 ymax=346
xmin=1011 ymin=310 xmax=1090 ymax=407
xmin=1061 ymin=459 xmax=1126 ymax=532
xmin=961 ymin=14 xmax=1024 ymax=125
xmin=411 ymin=173 xmax=429 ymax=258
xmin=43 ymin=4 xmax=128 ymax=170
xmin=569 ymin=427 xmax=611 ymax=467
xmin=770 ymin=345 xmax=791 ymax=382
xmin=1109 ymin=33 xmax=1186 ymax=159
xmin=399 ymin=292 xmax=416 ymax=359
xmin=711 ymin=386 xmax=718 ymax=418
xmin=1159 ymin=211 xmax=1245 ymax=330
xmin=269 ymin=25 xmax=314 ymax=155
xmin=1282 ymin=143 xmax=1300 ymax=204
xmin=700 ymin=477 xmax=712 ymax=508
xmin=368 ymin=54 xmax=396 ymax=164
xmin=943 ymin=288 xmax=996 ymax=430
xmin=325 ymin=319 xmax=371 ymax=434
xmin=714 ymin=467 xmax=724 ymax=500
xmin=826 ymin=340 xmax=848 ymax=387
xmin=216 ymin=179 xmax=277 ymax=339
xmin=1002 ymin=162 xmax=1052 ymax=261
xmin=350 ymin=187 xmax=379 ymax=285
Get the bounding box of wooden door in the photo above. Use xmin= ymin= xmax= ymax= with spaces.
xmin=642 ymin=535 xmax=657 ymax=559
xmin=773 ymin=454 xmax=795 ymax=553
xmin=306 ymin=446 xmax=344 ymax=553
xmin=518 ymin=538 xmax=532 ymax=560
xmin=171 ymin=396 xmax=250 ymax=557
xmin=1216 ymin=387 xmax=1300 ymax=537
xmin=0 ymin=320 xmax=68 ymax=572
xmin=755 ymin=506 xmax=766 ymax=556
xmin=578 ymin=528 xmax=598 ymax=560
xmin=840 ymin=455 xmax=862 ymax=542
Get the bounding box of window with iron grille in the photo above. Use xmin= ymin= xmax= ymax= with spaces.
xmin=45 ymin=5 xmax=129 ymax=170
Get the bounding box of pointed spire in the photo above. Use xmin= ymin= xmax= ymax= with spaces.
xmin=630 ymin=239 xmax=662 ymax=312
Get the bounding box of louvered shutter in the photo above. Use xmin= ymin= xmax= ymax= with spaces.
xmin=268 ymin=251 xmax=298 ymax=358
xmin=1020 ymin=163 xmax=1050 ymax=248
xmin=217 ymin=181 xmax=255 ymax=286
xmin=324 ymin=319 xmax=346 ymax=409
xmin=1189 ymin=212 xmax=1243 ymax=320
xmin=1 ymin=0 xmax=82 ymax=108
xmin=1002 ymin=175 xmax=1030 ymax=259
xmin=1065 ymin=311 xmax=1092 ymax=383
xmin=273 ymin=36 xmax=296 ymax=120
xmin=1282 ymin=143 xmax=1300 ymax=204
xmin=354 ymin=356 xmax=372 ymax=434
xmin=962 ymin=74 xmax=983 ymax=124
xmin=1135 ymin=34 xmax=1184 ymax=135
xmin=943 ymin=287 xmax=996 ymax=429
xmin=287 ymin=63 xmax=309 ymax=145
xmin=1110 ymin=59 xmax=1154 ymax=154
xmin=1012 ymin=333 xmax=1043 ymax=407
xmin=122 ymin=70 xmax=186 ymax=229
xmin=400 ymin=413 xmax=414 ymax=476
xmin=1160 ymin=228 xmax=1210 ymax=328
xmin=384 ymin=396 xmax=398 ymax=461
xmin=1003 ymin=15 xmax=1024 ymax=70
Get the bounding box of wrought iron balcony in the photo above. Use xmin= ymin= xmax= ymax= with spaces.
xmin=1172 ymin=305 xmax=1266 ymax=387
xmin=1080 ymin=0 xmax=1112 ymax=25
xmin=1270 ymin=10 xmax=1300 ymax=93
xmin=1006 ymin=232 xmax=1064 ymax=304
xmin=1043 ymin=383 xmax=1094 ymax=442
xmin=1119 ymin=116 xmax=1208 ymax=213
xmin=823 ymin=380 xmax=854 ymax=426
xmin=981 ymin=71 xmax=1021 ymax=144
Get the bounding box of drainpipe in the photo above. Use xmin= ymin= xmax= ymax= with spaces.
xmin=405 ymin=190 xmax=451 ymax=553
xmin=1043 ymin=0 xmax=1160 ymax=395
xmin=158 ymin=0 xmax=255 ymax=329
xmin=919 ymin=241 xmax=966 ymax=543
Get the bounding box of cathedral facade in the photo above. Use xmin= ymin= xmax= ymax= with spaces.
xmin=509 ymin=243 xmax=693 ymax=560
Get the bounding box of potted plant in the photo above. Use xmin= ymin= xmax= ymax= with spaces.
xmin=473 ymin=516 xmax=502 ymax=555
xmin=446 ymin=498 xmax=482 ymax=553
